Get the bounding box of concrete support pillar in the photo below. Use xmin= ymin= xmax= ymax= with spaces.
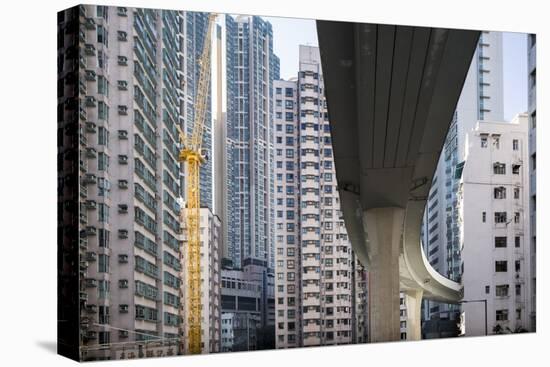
xmin=365 ymin=207 xmax=404 ymax=342
xmin=405 ymin=289 xmax=424 ymax=341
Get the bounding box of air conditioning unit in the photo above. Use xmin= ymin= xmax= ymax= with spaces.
xmin=86 ymin=252 xmax=97 ymax=261
xmin=118 ymin=179 xmax=129 ymax=189
xmin=86 ymin=200 xmax=97 ymax=210
xmin=84 ymin=173 xmax=97 ymax=185
xmin=85 ymin=278 xmax=97 ymax=288
xmin=85 ymin=226 xmax=97 ymax=236
xmin=85 ymin=304 xmax=97 ymax=313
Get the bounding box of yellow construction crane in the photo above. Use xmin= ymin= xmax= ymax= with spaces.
xmin=177 ymin=13 xmax=217 ymax=355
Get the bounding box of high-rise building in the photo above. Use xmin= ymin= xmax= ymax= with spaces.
xmin=423 ymin=31 xmax=504 ymax=323
xmin=273 ymin=45 xmax=367 ymax=348
xmin=224 ymin=15 xmax=280 ymax=270
xmin=180 ymin=208 xmax=222 ymax=353
xmin=71 ymin=5 xmax=213 ymax=360
xmin=182 ymin=12 xmax=213 ymax=210
xmin=459 ymin=115 xmax=532 ymax=336
xmin=527 ymin=33 xmax=536 ymax=331
xmin=219 ymin=15 xmax=280 ymax=349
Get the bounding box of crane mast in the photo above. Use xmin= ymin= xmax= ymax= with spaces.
xmin=177 ymin=13 xmax=217 ymax=355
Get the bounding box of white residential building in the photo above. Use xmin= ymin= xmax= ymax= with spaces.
xmin=459 ymin=114 xmax=532 ymax=336
xmin=180 ymin=207 xmax=222 ymax=353
xmin=423 ymin=31 xmax=504 ymax=323
xmin=273 ymin=45 xmax=368 ymax=348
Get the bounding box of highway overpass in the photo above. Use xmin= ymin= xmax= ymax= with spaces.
xmin=316 ymin=21 xmax=480 ymax=342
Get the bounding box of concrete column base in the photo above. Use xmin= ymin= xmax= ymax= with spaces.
xmin=405 ymin=289 xmax=423 ymax=340
xmin=365 ymin=207 xmax=404 ymax=343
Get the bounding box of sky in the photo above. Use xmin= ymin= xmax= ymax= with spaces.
xmin=266 ymin=16 xmax=528 ymax=122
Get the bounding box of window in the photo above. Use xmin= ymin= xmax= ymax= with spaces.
xmin=98 ymin=280 xmax=110 ymax=298
xmin=276 ymin=87 xmax=282 ymax=95
xmin=516 ymin=284 xmax=521 ymax=296
xmin=285 ymin=88 xmax=293 ymax=97
xmin=98 ymin=101 xmax=109 ymax=120
xmin=482 ymin=212 xmax=486 ymax=223
xmin=98 ymin=152 xmax=109 ymax=171
xmin=513 ymin=139 xmax=519 ymax=150
xmin=481 ymin=136 xmax=488 ymax=148
xmin=97 ymin=75 xmax=109 ymax=96
xmin=485 ymin=285 xmax=490 ymax=294
xmin=496 ymin=284 xmax=509 ymax=297
xmin=98 ymin=254 xmax=110 ymax=273
xmin=494 ymin=237 xmax=507 ymax=248
xmin=493 ymin=136 xmax=500 ymax=149
xmin=494 ymin=186 xmax=506 ymax=199
xmin=496 ymin=309 xmax=508 ymax=321
xmin=99 ymin=306 xmax=110 ymax=324
xmin=98 ymin=126 xmax=109 ymax=145
xmin=515 ymin=260 xmax=521 ymax=272
xmin=98 ymin=331 xmax=110 ymax=345
xmin=515 ymin=236 xmax=521 ymax=248
xmin=97 ymin=25 xmax=108 ymax=46
xmin=512 ymin=164 xmax=520 ymax=175
xmin=494 ymin=212 xmax=507 ymax=223
xmin=495 ymin=261 xmax=508 ymax=272
xmin=514 ymin=187 xmax=520 ymax=199
xmin=514 ymin=212 xmax=520 ymax=223
xmin=98 ymin=229 xmax=110 ymax=248
xmin=98 ymin=203 xmax=109 ymax=222
xmin=493 ymin=163 xmax=506 ymax=175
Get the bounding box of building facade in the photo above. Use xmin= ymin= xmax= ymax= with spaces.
xmin=459 ymin=115 xmax=532 ymax=336
xmin=273 ymin=45 xmax=367 ymax=348
xmin=422 ymin=31 xmax=504 ymax=323
xmin=224 ymin=15 xmax=280 ymax=269
xmin=73 ymin=5 xmax=213 ymax=360
xmin=180 ymin=208 xmax=222 ymax=354
xmin=527 ymin=33 xmax=536 ymax=331
xmin=220 ymin=268 xmax=263 ymax=351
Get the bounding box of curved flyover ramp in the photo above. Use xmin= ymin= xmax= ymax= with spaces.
xmin=316 ymin=21 xmax=479 ymax=341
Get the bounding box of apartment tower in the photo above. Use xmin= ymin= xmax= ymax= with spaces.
xmin=71 ymin=5 xmax=213 ymax=360
xmin=460 ymin=115 xmax=532 ymax=335
xmin=274 ymin=45 xmax=367 ymax=348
